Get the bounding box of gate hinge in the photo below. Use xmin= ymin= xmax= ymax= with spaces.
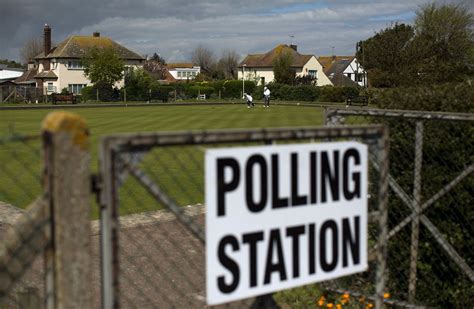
xmin=91 ymin=173 xmax=102 ymax=195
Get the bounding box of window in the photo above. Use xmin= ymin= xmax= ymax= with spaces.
xmin=47 ymin=83 xmax=54 ymax=91
xmin=68 ymin=84 xmax=87 ymax=94
xmin=67 ymin=60 xmax=83 ymax=70
xmin=308 ymin=70 xmax=317 ymax=78
xmin=347 ymin=73 xmax=352 ymax=80
xmin=177 ymin=72 xmax=182 ymax=78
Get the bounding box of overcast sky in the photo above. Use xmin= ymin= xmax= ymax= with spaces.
xmin=0 ymin=0 xmax=471 ymax=63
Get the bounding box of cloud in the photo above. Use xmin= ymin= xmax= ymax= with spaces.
xmin=1 ymin=0 xmax=467 ymax=62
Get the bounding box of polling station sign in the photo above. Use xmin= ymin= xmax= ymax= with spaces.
xmin=205 ymin=142 xmax=368 ymax=305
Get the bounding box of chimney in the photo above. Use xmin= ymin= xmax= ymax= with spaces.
xmin=290 ymin=44 xmax=297 ymax=51
xmin=93 ymin=32 xmax=100 ymax=37
xmin=43 ymin=24 xmax=51 ymax=70
xmin=44 ymin=24 xmax=51 ymax=56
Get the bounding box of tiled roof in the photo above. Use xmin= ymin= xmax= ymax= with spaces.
xmin=239 ymin=45 xmax=313 ymax=68
xmin=318 ymin=56 xmax=355 ymax=75
xmin=34 ymin=71 xmax=58 ymax=79
xmin=15 ymin=68 xmax=38 ymax=83
xmin=167 ymin=63 xmax=196 ymax=69
xmin=329 ymin=73 xmax=358 ymax=87
xmin=35 ymin=35 xmax=144 ymax=60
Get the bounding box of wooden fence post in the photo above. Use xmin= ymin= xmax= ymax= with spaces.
xmin=42 ymin=111 xmax=92 ymax=308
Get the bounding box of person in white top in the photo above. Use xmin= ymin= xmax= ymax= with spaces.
xmin=263 ymin=86 xmax=271 ymax=107
xmin=243 ymin=93 xmax=254 ymax=108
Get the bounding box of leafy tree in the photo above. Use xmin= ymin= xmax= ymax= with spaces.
xmin=356 ymin=23 xmax=414 ymax=87
xmin=358 ymin=3 xmax=473 ymax=87
xmin=82 ymin=47 xmax=125 ymax=86
xmin=0 ymin=59 xmax=24 ymax=69
xmin=410 ymin=3 xmax=474 ymax=84
xmin=273 ymin=50 xmax=295 ymax=85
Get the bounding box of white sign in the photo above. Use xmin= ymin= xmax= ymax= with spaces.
xmin=205 ymin=142 xmax=368 ymax=305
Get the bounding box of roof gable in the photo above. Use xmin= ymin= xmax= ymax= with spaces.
xmin=318 ymin=56 xmax=355 ymax=75
xmin=239 ymin=44 xmax=313 ymax=68
xmin=36 ymin=35 xmax=144 ymax=60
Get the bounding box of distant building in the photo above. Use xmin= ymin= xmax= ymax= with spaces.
xmin=318 ymin=56 xmax=366 ymax=87
xmin=238 ymin=44 xmax=332 ymax=86
xmin=29 ymin=24 xmax=144 ymax=94
xmin=0 ymin=65 xmax=24 ymax=82
xmin=166 ymin=63 xmax=201 ymax=81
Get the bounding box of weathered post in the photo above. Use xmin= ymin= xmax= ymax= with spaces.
xmin=42 ymin=111 xmax=92 ymax=308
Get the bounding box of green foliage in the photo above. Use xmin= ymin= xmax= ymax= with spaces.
xmin=357 ymin=23 xmax=414 ymax=87
xmin=80 ymin=82 xmax=119 ymax=102
xmin=222 ymin=80 xmax=256 ymax=98
xmin=318 ymin=86 xmax=359 ymax=102
xmin=411 ymin=3 xmax=474 ymax=84
xmin=186 ymin=86 xmax=214 ymax=98
xmin=273 ymin=50 xmax=296 ymax=85
xmin=0 ymin=59 xmax=24 ymax=69
xmin=82 ymin=47 xmax=125 ymax=86
xmin=358 ymin=3 xmax=473 ymax=87
xmin=124 ymin=68 xmax=155 ymax=100
xmin=373 ymin=80 xmax=474 ymax=307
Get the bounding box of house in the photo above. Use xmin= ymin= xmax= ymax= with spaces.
xmin=0 ymin=65 xmax=25 ymax=82
xmin=318 ymin=56 xmax=366 ymax=87
xmin=32 ymin=24 xmax=144 ymax=94
xmin=166 ymin=63 xmax=201 ymax=81
xmin=237 ymin=44 xmax=332 ymax=86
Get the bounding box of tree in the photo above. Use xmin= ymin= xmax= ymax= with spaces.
xmin=357 ymin=3 xmax=473 ymax=87
xmin=143 ymin=52 xmax=168 ymax=80
xmin=191 ymin=45 xmax=215 ymax=73
xmin=20 ymin=37 xmax=43 ymax=64
xmin=217 ymin=49 xmax=240 ymax=79
xmin=273 ymin=50 xmax=295 ymax=84
xmin=411 ymin=3 xmax=474 ymax=84
xmin=356 ymin=23 xmax=414 ymax=87
xmin=0 ymin=59 xmax=24 ymax=69
xmin=82 ymin=47 xmax=125 ymax=86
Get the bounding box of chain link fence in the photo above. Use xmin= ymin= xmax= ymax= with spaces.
xmin=0 ymin=133 xmax=51 ymax=308
xmin=99 ymin=126 xmax=388 ymax=308
xmin=325 ymin=108 xmax=474 ymax=308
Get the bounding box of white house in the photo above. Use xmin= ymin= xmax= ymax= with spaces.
xmin=32 ymin=24 xmax=144 ymax=94
xmin=166 ymin=63 xmax=201 ymax=80
xmin=318 ymin=56 xmax=367 ymax=87
xmin=237 ymin=44 xmax=332 ymax=86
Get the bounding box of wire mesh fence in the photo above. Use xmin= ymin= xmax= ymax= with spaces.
xmin=0 ymin=133 xmax=51 ymax=308
xmin=325 ymin=108 xmax=474 ymax=308
xmin=99 ymin=126 xmax=388 ymax=308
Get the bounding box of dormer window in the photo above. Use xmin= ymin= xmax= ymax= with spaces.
xmin=67 ymin=60 xmax=83 ymax=70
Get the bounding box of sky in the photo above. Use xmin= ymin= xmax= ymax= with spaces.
xmin=0 ymin=0 xmax=472 ymax=63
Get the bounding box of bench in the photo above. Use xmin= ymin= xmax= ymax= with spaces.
xmin=346 ymin=95 xmax=369 ymax=107
xmin=52 ymin=93 xmax=77 ymax=105
xmin=197 ymin=94 xmax=206 ymax=100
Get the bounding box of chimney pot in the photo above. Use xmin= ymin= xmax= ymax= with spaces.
xmin=93 ymin=32 xmax=100 ymax=37
xmin=290 ymin=44 xmax=297 ymax=51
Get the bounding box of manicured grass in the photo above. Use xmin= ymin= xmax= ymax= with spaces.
xmin=0 ymin=104 xmax=325 ymax=215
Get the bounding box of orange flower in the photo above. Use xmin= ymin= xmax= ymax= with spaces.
xmin=336 ymin=304 xmax=342 ymax=309
xmin=326 ymin=303 xmax=334 ymax=308
xmin=342 ymin=293 xmax=350 ymax=299
xmin=365 ymin=304 xmax=374 ymax=309
xmin=341 ymin=299 xmax=348 ymax=304
xmin=317 ymin=296 xmax=325 ymax=307
xmin=383 ymin=292 xmax=391 ymax=299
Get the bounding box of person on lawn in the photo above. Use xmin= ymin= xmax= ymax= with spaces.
xmin=263 ymin=86 xmax=271 ymax=107
xmin=243 ymin=93 xmax=255 ymax=108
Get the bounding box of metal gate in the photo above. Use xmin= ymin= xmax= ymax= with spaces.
xmin=98 ymin=125 xmax=389 ymax=308
xmin=325 ymin=108 xmax=474 ymax=307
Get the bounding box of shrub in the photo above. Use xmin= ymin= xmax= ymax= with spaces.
xmin=318 ymin=86 xmax=359 ymax=102
xmin=222 ymin=80 xmax=256 ymax=98
xmin=80 ymin=82 xmax=119 ymax=102
xmin=372 ymin=80 xmax=473 ymax=307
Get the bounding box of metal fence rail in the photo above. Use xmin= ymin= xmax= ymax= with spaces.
xmin=99 ymin=125 xmax=389 ymax=308
xmin=325 ymin=108 xmax=474 ymax=308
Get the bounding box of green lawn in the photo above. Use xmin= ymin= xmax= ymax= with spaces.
xmin=0 ymin=104 xmax=325 ymax=215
